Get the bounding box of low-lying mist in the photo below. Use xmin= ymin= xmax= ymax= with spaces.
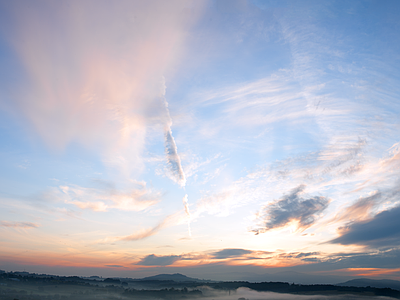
xmin=197 ymin=287 xmax=395 ymax=300
xmin=1 ymin=285 xmax=396 ymax=300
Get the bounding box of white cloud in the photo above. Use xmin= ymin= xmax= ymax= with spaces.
xmin=194 ymin=138 xmax=400 ymax=234
xmin=60 ymin=184 xmax=161 ymax=212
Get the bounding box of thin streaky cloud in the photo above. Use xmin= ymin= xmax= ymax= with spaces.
xmin=0 ymin=221 xmax=39 ymax=228
xmin=182 ymin=194 xmax=191 ymax=236
xmin=59 ymin=184 xmax=161 ymax=212
xmin=119 ymin=220 xmax=166 ymax=242
xmin=118 ymin=209 xmax=190 ymax=242
xmin=328 ymin=191 xmax=381 ymax=225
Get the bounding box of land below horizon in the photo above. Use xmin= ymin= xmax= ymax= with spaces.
xmin=1 ymin=270 xmax=400 ymax=300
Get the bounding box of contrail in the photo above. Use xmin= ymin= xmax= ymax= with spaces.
xmin=161 ymin=82 xmax=186 ymax=187
xmin=182 ymin=194 xmax=191 ymax=236
xmin=164 ymin=126 xmax=186 ymax=187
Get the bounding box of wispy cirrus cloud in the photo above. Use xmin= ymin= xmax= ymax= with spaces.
xmin=117 ymin=208 xmax=191 ymax=242
xmin=191 ymin=70 xmax=329 ymax=140
xmin=186 ymin=2 xmax=400 ymax=234
xmin=119 ymin=220 xmax=166 ymax=242
xmin=182 ymin=194 xmax=191 ymax=236
xmin=0 ymin=221 xmax=39 ymax=228
xmin=194 ymin=137 xmax=400 ymax=236
xmin=329 ymin=191 xmax=382 ymax=225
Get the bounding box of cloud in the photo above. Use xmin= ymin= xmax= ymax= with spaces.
xmin=182 ymin=194 xmax=191 ymax=236
xmin=196 ymin=190 xmax=235 ymax=216
xmin=105 ymin=264 xmax=126 ymax=268
xmin=253 ymin=185 xmax=329 ymax=233
xmin=152 ymin=80 xmax=186 ymax=187
xmin=288 ymin=248 xmax=400 ymax=275
xmin=0 ymin=0 xmax=204 ymax=177
xmin=329 ymin=205 xmax=400 ymax=247
xmin=191 ymin=70 xmax=318 ymax=139
xmin=330 ymin=191 xmax=382 ymax=224
xmin=116 ymin=207 xmax=192 ymax=242
xmin=328 ymin=248 xmax=400 ymax=269
xmin=136 ymin=254 xmax=181 ymax=266
xmin=381 ymin=143 xmax=400 ymax=170
xmin=194 ymin=136 xmax=371 ymax=220
xmin=158 ymin=79 xmax=187 ymax=187
xmin=181 ymin=0 xmax=400 ymax=232
xmin=60 ymin=184 xmax=160 ymax=212
xmin=191 ymin=138 xmax=400 ymax=242
xmin=164 ymin=127 xmax=186 ymax=187
xmin=294 ymin=252 xmax=320 ymax=258
xmin=69 ymin=201 xmax=108 ymax=212
xmin=119 ymin=220 xmax=166 ymax=241
xmin=211 ymin=248 xmax=253 ymax=259
xmin=319 ymin=137 xmax=367 ymax=176
xmin=0 ymin=221 xmax=39 ymax=228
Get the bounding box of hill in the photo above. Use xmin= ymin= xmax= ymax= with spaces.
xmin=337 ymin=278 xmax=400 ymax=291
xmin=139 ymin=273 xmax=205 ymax=282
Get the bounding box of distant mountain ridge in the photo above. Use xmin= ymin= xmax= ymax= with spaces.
xmin=337 ymin=278 xmax=400 ymax=291
xmin=139 ymin=273 xmax=207 ymax=282
xmin=137 ymin=272 xmax=400 ymax=291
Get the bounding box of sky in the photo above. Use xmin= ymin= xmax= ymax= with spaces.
xmin=0 ymin=0 xmax=400 ymax=282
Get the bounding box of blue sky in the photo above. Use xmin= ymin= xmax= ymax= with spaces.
xmin=0 ymin=0 xmax=400 ymax=281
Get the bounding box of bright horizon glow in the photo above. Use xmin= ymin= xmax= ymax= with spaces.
xmin=1 ymin=0 xmax=400 ymax=282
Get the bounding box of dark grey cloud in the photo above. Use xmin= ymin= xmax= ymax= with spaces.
xmin=288 ymin=248 xmax=400 ymax=275
xmin=253 ymin=185 xmax=329 ymax=233
xmin=0 ymin=221 xmax=39 ymax=228
xmin=295 ymin=252 xmax=319 ymax=258
xmin=277 ymin=252 xmax=320 ymax=259
xmin=212 ymin=248 xmax=253 ymax=259
xmin=329 ymin=205 xmax=400 ymax=247
xmin=136 ymin=254 xmax=181 ymax=266
xmin=327 ymin=248 xmax=400 ymax=269
xmin=301 ymin=257 xmax=320 ymax=262
xmin=105 ymin=264 xmax=125 ymax=268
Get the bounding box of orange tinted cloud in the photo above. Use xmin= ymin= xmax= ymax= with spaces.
xmin=331 ymin=268 xmax=400 ymax=279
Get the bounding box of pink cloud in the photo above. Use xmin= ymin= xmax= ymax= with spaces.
xmin=3 ymin=0 xmax=205 ymax=177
